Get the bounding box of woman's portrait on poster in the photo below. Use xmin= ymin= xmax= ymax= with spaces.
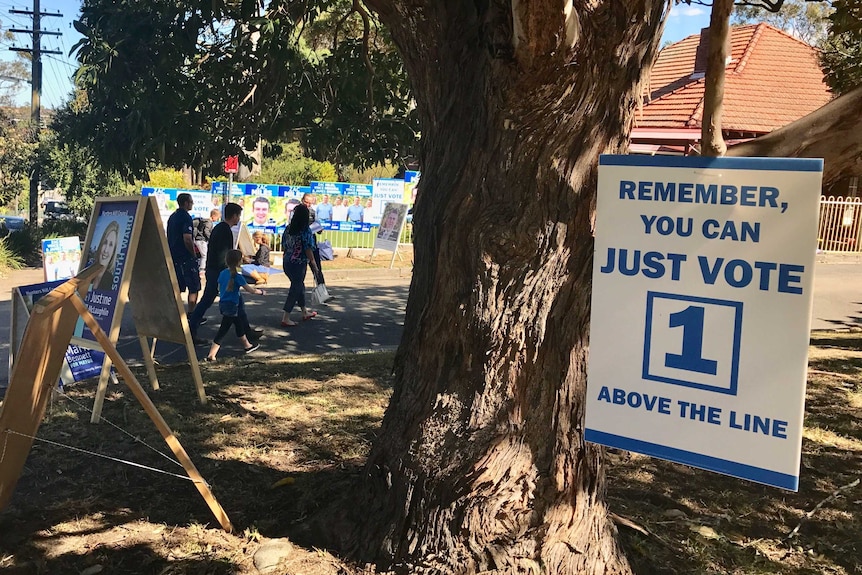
xmin=92 ymin=220 xmax=121 ymax=291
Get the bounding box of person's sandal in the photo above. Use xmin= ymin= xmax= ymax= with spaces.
xmin=244 ymin=343 xmax=260 ymax=354
xmin=302 ymin=311 xmax=318 ymax=321
xmin=204 ymin=356 xmax=216 ymax=362
xmin=280 ymin=320 xmax=297 ymax=327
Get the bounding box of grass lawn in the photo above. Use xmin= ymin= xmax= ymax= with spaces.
xmin=0 ymin=333 xmax=859 ymax=574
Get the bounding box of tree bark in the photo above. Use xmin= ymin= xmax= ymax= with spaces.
xmin=338 ymin=2 xmax=669 ymax=572
xmin=727 ymin=84 xmax=862 ymax=186
xmin=701 ymin=0 xmax=733 ymax=157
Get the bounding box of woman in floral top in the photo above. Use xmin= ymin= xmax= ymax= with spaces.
xmin=280 ymin=203 xmax=321 ymax=326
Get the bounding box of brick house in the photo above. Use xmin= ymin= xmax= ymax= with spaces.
xmin=631 ymin=23 xmax=832 ymax=156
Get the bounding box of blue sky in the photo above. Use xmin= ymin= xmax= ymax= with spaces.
xmin=664 ymin=1 xmax=712 ymax=45
xmin=0 ymin=0 xmax=81 ymax=109
xmin=1 ymin=2 xmax=713 ymax=111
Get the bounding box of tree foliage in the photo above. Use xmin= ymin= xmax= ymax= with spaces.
xmin=731 ymin=0 xmax=862 ymax=94
xmin=145 ymin=168 xmax=190 ymax=189
xmin=0 ymin=111 xmax=37 ymax=211
xmin=54 ymin=0 xmax=418 ymax=181
xmin=732 ymin=0 xmax=831 ymax=44
xmin=820 ymin=0 xmax=862 ymax=93
xmin=42 ymin=130 xmax=134 ymax=216
xmin=249 ymin=141 xmax=337 ymax=185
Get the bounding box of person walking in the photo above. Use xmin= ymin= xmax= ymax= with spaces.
xmin=205 ymin=249 xmax=265 ymax=361
xmin=189 ymin=202 xmax=262 ymax=344
xmin=194 ymin=208 xmax=220 ymax=270
xmin=166 ymin=193 xmax=201 ymax=314
xmin=302 ymin=192 xmax=327 ymax=286
xmin=280 ymin=203 xmax=321 ymax=327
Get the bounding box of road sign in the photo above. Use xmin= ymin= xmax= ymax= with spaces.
xmin=585 ymin=155 xmax=823 ymax=491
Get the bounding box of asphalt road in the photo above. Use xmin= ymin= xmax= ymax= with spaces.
xmin=810 ymin=259 xmax=862 ymax=330
xmin=1 ymin=259 xmax=860 ymax=389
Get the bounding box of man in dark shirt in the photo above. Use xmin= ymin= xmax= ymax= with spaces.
xmin=166 ymin=193 xmax=201 ymax=313
xmin=188 ymin=202 xmax=261 ymax=344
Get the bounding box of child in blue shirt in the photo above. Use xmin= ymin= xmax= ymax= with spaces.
xmin=205 ymin=249 xmax=266 ymax=361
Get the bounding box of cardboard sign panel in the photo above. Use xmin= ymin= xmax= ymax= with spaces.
xmin=585 ymin=155 xmax=823 ymax=491
xmin=128 ymin=199 xmax=187 ymax=343
xmin=0 ymin=270 xmax=99 ymax=509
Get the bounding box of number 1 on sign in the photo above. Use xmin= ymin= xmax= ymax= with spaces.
xmin=665 ymin=306 xmax=718 ymax=375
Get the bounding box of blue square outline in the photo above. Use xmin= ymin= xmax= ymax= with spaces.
xmin=642 ymin=291 xmax=743 ymax=395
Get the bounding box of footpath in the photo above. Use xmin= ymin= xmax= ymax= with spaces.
xmin=1 ymin=253 xmax=861 ymax=389
xmin=0 ymin=250 xmax=413 ymax=389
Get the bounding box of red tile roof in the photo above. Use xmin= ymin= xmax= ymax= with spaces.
xmin=635 ymin=23 xmax=832 ymax=134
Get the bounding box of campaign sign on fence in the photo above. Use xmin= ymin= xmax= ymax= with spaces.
xmin=585 ymin=155 xmax=823 ymax=491
xmin=141 ymin=188 xmax=217 ymax=228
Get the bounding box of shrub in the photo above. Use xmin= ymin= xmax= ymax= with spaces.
xmin=4 ymin=222 xmax=43 ymax=266
xmin=0 ymin=237 xmax=23 ymax=277
xmin=41 ymin=218 xmax=87 ymax=240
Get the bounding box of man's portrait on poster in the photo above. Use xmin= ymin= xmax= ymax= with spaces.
xmin=378 ymin=204 xmax=406 ymax=242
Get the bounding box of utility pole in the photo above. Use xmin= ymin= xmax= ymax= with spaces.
xmin=10 ymin=1 xmax=62 ymax=223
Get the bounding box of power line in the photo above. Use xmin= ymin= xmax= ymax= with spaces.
xmin=8 ymin=0 xmax=62 ymax=222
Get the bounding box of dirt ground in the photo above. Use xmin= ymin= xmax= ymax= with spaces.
xmin=1 ymin=334 xmax=860 ymax=574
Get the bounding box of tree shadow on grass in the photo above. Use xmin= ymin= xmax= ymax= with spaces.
xmin=0 ymin=353 xmax=392 ymax=574
xmin=609 ymin=335 xmax=862 ymax=575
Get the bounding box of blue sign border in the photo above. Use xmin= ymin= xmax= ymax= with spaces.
xmin=585 ymin=429 xmax=797 ymax=490
xmin=599 ymin=154 xmax=823 ymax=172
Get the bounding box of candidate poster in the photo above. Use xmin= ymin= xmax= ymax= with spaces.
xmin=15 ymin=280 xmax=106 ymax=383
xmin=373 ymin=202 xmax=408 ymax=252
xmin=585 ymin=155 xmax=823 ymax=491
xmin=246 ymin=194 xmax=279 ymax=233
xmin=42 ymin=237 xmax=81 ymax=282
xmin=75 ymin=200 xmax=138 ymax=341
xmin=142 ymin=188 xmax=217 ymax=229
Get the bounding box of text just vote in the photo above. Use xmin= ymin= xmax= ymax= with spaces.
xmin=598 ymin=248 xmax=805 ymax=294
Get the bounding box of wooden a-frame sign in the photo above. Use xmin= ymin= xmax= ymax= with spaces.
xmin=69 ymin=196 xmax=205 ymax=422
xmin=0 ymin=267 xmax=233 ymax=531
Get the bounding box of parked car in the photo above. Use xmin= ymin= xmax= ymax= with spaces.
xmin=44 ymin=200 xmax=72 ymax=219
xmin=0 ymin=215 xmax=26 ymax=237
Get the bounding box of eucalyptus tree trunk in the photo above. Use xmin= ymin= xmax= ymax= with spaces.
xmin=701 ymin=0 xmax=733 ymax=157
xmin=347 ymin=2 xmax=668 ymax=573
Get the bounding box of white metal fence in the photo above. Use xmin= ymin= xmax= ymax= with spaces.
xmin=270 ymin=224 xmax=414 ymax=252
xmin=818 ymin=196 xmax=862 ymax=253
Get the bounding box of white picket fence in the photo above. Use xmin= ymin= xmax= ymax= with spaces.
xmin=270 ymin=224 xmax=414 ymax=252
xmin=818 ymin=196 xmax=862 ymax=253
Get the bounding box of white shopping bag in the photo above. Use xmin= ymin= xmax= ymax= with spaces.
xmin=311 ymin=282 xmax=330 ymax=305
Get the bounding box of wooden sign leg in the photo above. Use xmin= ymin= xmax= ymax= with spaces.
xmin=70 ymin=296 xmax=233 ymax=533
xmin=138 ymin=336 xmax=160 ymax=391
xmin=184 ymin=330 xmax=206 ymax=404
xmin=90 ymin=355 xmax=115 ymax=424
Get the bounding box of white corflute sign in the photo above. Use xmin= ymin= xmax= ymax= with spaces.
xmin=585 ymin=155 xmax=823 ymax=491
